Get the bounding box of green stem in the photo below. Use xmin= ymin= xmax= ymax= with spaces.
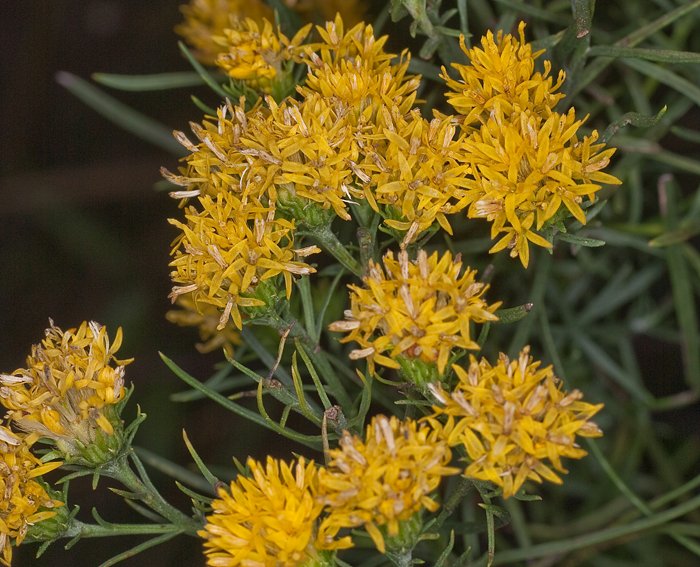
xmin=62 ymin=520 xmax=182 ymax=539
xmin=264 ymin=312 xmax=354 ymax=411
xmin=300 ymin=224 xmax=362 ymax=277
xmin=433 ymin=476 xmax=475 ymax=531
xmin=102 ymin=451 xmax=200 ymax=535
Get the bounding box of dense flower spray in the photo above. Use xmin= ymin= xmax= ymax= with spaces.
xmin=427 ymin=347 xmax=603 ymax=498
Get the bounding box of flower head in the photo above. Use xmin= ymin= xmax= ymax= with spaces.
xmin=163 ymin=98 xmax=262 ymax=203
xmin=300 ymin=15 xmax=419 ymax=127
xmin=0 ymin=427 xmax=63 ymax=566
xmin=166 ymin=293 xmax=241 ymax=356
xmin=200 ymin=456 xmax=350 ymax=566
xmin=443 ymin=22 xmax=565 ymax=125
xmin=214 ymin=18 xmax=311 ymax=94
xmin=460 ymin=106 xmax=621 ymax=267
xmin=329 ymin=250 xmax=500 ymax=378
xmin=0 ymin=321 xmax=132 ymax=465
xmin=427 ymin=347 xmax=603 ymax=498
xmin=363 ymin=110 xmax=472 ymax=243
xmin=318 ymin=415 xmax=458 ymax=553
xmin=175 ymin=0 xmax=273 ymax=65
xmin=168 ymin=192 xmax=317 ymax=330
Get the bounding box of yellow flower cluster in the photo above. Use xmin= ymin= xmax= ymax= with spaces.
xmin=176 ymin=0 xmax=366 ymax=68
xmin=318 ymin=414 xmax=458 ymax=553
xmin=427 ymin=347 xmax=603 ymax=498
xmin=0 ymin=427 xmax=63 ymax=566
xmin=200 ymin=456 xmax=350 ymax=566
xmin=0 ymin=321 xmax=132 ymax=463
xmin=443 ymin=22 xmax=621 ymax=267
xmin=329 ymin=249 xmax=500 ymax=376
xmin=202 ymin=416 xmax=456 ymax=562
xmin=175 ymin=0 xmax=273 ymax=65
xmin=168 ymin=192 xmax=317 ymax=330
xmin=166 ymin=16 xmax=470 ymax=245
xmin=214 ymin=19 xmax=311 ymax=93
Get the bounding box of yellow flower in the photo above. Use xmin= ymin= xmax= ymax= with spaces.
xmin=460 ymin=106 xmax=621 ymax=267
xmin=214 ymin=18 xmax=312 ymax=94
xmin=168 ymin=192 xmax=317 ymax=330
xmin=283 ymin=0 xmax=367 ymax=27
xmin=427 ymin=347 xmax=603 ymax=499
xmin=300 ymin=15 xmax=419 ymax=126
xmin=164 ymin=95 xmax=361 ymax=222
xmin=200 ymin=456 xmax=350 ymax=566
xmin=363 ymin=110 xmax=472 ymax=243
xmin=166 ymin=293 xmax=241 ymax=356
xmin=162 ymin=98 xmax=263 ymax=203
xmin=318 ymin=415 xmax=458 ymax=553
xmin=243 ymin=94 xmax=361 ymax=221
xmin=0 ymin=427 xmax=63 ymax=566
xmin=329 ymin=250 xmax=500 ymax=377
xmin=175 ymin=0 xmax=273 ymax=65
xmin=0 ymin=321 xmax=132 ymax=464
xmin=443 ymin=22 xmax=565 ymax=125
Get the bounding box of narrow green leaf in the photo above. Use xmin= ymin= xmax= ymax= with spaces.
xmin=556 ymin=232 xmax=606 ymax=247
xmin=98 ymin=532 xmax=181 ymax=567
xmin=574 ymin=334 xmax=655 ymax=404
xmin=578 ymin=263 xmax=664 ymax=325
xmin=314 ymin=269 xmax=344 ymax=344
xmin=178 ymin=41 xmax=229 ymax=99
xmin=493 ymin=0 xmax=570 ymax=24
xmin=296 ymin=276 xmax=317 ymax=344
xmin=487 ymin=492 xmax=700 ymax=564
xmin=135 ymin=446 xmax=215 ymax=495
xmin=601 ymin=106 xmax=667 ymax=143
xmin=572 ymin=0 xmax=700 ymax=97
xmin=587 ymin=45 xmax=700 ymax=64
xmin=670 ymin=126 xmax=700 ymax=145
xmin=92 ymin=71 xmax=206 ymax=91
xmin=296 ymin=341 xmax=333 ymax=410
xmin=649 ymin=221 xmax=700 ymax=247
xmin=56 ymin=71 xmax=183 ymax=155
xmin=160 ymin=352 xmax=272 ymax=432
xmin=649 ymin=150 xmax=700 ymax=176
xmin=622 ymin=58 xmax=700 ymax=108
xmin=494 ymin=304 xmax=534 ymax=324
xmin=571 ymin=0 xmax=593 ymax=39
xmin=667 ymin=246 xmax=700 ymax=389
xmin=181 ymin=430 xmax=220 ymax=488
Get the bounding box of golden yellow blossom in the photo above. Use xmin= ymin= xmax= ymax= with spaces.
xmin=460 ymin=106 xmax=621 ymax=267
xmin=284 ymin=0 xmax=367 ymax=27
xmin=175 ymin=0 xmax=272 ymax=65
xmin=0 ymin=321 xmax=132 ymax=463
xmin=329 ymin=250 xmax=500 ymax=377
xmin=363 ymin=110 xmax=472 ymax=242
xmin=319 ymin=415 xmax=458 ymax=553
xmin=168 ymin=192 xmax=317 ymax=330
xmin=166 ymin=293 xmax=241 ymax=356
xmin=443 ymin=22 xmax=565 ymax=125
xmin=214 ymin=18 xmax=311 ymax=94
xmin=427 ymin=347 xmax=603 ymax=498
xmin=164 ymin=95 xmax=362 ymax=222
xmin=200 ymin=456 xmax=350 ymax=566
xmin=300 ymin=15 xmax=419 ymax=125
xmin=0 ymin=427 xmax=63 ymax=566
xmin=162 ymin=98 xmax=263 ymax=203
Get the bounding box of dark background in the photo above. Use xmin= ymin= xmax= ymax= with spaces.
xmin=1 ymin=2 xmax=279 ymax=565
